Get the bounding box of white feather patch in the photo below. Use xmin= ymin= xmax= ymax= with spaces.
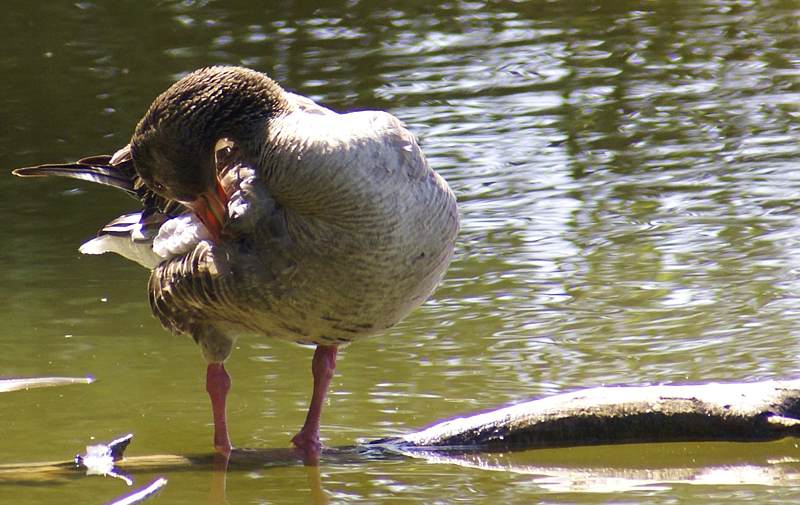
xmin=79 ymin=213 xmax=211 ymax=269
xmin=79 ymin=235 xmax=162 ymax=269
xmin=152 ymin=214 xmax=211 ymax=259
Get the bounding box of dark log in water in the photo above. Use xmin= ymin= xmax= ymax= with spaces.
xmin=2 ymin=378 xmax=800 ymax=482
xmin=374 ymin=378 xmax=800 ymax=450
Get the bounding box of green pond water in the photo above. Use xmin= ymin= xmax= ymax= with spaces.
xmin=3 ymin=0 xmax=800 ymax=503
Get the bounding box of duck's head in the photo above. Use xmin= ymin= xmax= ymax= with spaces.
xmin=130 ymin=66 xmax=289 ymax=240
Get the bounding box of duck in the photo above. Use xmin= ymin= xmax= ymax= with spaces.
xmin=13 ymin=66 xmax=459 ymax=458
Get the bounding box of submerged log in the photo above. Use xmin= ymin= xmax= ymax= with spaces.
xmin=2 ymin=378 xmax=800 ymax=482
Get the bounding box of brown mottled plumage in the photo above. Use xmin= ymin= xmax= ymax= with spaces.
xmin=13 ymin=66 xmax=459 ymax=457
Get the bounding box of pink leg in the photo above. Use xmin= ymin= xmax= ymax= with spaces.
xmin=291 ymin=345 xmax=338 ymax=459
xmin=206 ymin=362 xmax=232 ymax=455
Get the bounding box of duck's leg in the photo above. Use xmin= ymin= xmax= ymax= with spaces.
xmin=291 ymin=344 xmax=338 ymax=458
xmin=207 ymin=362 xmax=232 ymax=455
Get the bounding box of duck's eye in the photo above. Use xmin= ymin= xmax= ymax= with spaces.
xmin=150 ymin=180 xmax=166 ymax=193
xmin=214 ymin=137 xmax=237 ymax=167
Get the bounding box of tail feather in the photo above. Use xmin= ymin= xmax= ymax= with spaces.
xmin=11 ymin=145 xmax=181 ymax=216
xmin=99 ymin=211 xmax=167 ymax=242
xmin=12 ymin=160 xmax=136 ymax=194
xmin=12 ymin=144 xmax=199 ymax=271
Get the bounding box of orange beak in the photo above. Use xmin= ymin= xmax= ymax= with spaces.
xmin=187 ymin=179 xmax=228 ymax=242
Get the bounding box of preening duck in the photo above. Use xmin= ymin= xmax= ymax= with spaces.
xmin=13 ymin=66 xmax=459 ymax=458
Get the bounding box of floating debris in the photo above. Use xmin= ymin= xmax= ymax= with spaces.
xmin=75 ymin=434 xmax=134 ymax=485
xmin=0 ymin=376 xmax=94 ymax=393
xmin=106 ymin=477 xmax=168 ymax=505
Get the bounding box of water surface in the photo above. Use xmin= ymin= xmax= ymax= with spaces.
xmin=3 ymin=1 xmax=800 ymax=503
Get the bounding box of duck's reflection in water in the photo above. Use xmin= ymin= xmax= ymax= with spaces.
xmin=205 ymin=447 xmax=337 ymax=505
xmin=209 ymin=452 xmax=230 ymax=505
